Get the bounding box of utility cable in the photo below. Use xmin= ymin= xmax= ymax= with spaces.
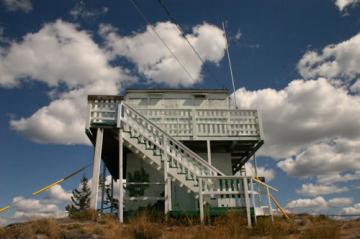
xmin=0 ymin=163 xmax=92 ymax=214
xmin=156 ymin=0 xmax=226 ymax=89
xmin=128 ymin=0 xmax=195 ymax=84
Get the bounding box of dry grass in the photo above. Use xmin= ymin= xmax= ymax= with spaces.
xmin=0 ymin=213 xmax=350 ymax=239
xmin=299 ymin=215 xmax=341 ymax=239
xmin=128 ymin=211 xmax=163 ymax=239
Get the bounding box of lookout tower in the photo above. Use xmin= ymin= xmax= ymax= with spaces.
xmin=86 ymin=89 xmax=277 ymax=226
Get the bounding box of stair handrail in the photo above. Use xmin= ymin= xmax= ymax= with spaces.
xmin=119 ymin=102 xmax=224 ymax=176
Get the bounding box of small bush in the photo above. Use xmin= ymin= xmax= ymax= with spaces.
xmin=68 ymin=209 xmax=98 ymax=221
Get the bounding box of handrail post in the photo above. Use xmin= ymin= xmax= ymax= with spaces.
xmin=163 ymin=136 xmax=169 ymax=216
xmin=266 ymin=186 xmax=274 ymax=222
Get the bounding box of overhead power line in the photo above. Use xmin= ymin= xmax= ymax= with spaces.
xmin=156 ymin=0 xmax=225 ymax=88
xmin=0 ymin=163 xmax=92 ymax=214
xmin=128 ymin=0 xmax=195 ymax=84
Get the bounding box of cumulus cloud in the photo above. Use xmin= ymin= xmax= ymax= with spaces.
xmin=0 ymin=0 xmax=32 ymax=12
xmin=335 ymin=0 xmax=360 ymax=11
xmin=46 ymin=184 xmax=72 ymax=202
xmin=286 ymin=196 xmax=353 ymax=211
xmin=0 ymin=20 xmax=133 ymax=144
xmin=12 ymin=197 xmax=66 ymax=222
xmin=234 ymin=78 xmax=360 ymax=159
xmin=296 ymin=183 xmax=348 ymax=196
xmin=298 ymin=33 xmax=360 ymax=83
xmin=317 ymin=171 xmax=360 ymax=184
xmin=100 ymin=21 xmax=226 ymax=87
xmin=278 ymin=138 xmax=360 ymax=178
xmin=245 ymin=163 xmax=275 ymax=181
xmin=286 ymin=196 xmax=328 ymax=209
xmin=70 ymin=1 xmax=108 ymax=20
xmin=341 ymin=203 xmax=360 ymax=215
xmin=328 ymin=197 xmax=353 ymax=207
xmin=0 ymin=20 xmax=124 ymax=88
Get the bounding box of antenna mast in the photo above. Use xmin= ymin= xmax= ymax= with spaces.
xmin=222 ymin=22 xmax=238 ymax=108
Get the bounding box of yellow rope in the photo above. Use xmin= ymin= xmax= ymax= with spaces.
xmin=31 ymin=178 xmax=64 ymax=196
xmin=0 ymin=205 xmax=11 ymax=213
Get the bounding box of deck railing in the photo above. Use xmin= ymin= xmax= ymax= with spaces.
xmin=198 ymin=175 xmax=278 ymax=225
xmin=87 ymin=99 xmax=262 ymax=139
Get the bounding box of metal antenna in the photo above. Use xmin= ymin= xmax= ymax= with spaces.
xmin=222 ymin=22 xmax=238 ymax=108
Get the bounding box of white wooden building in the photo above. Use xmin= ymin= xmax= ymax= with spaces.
xmin=86 ymin=89 xmax=277 ymax=226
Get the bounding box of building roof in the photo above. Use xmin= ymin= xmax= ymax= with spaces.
xmin=125 ymin=88 xmax=229 ymax=94
xmin=88 ymin=95 xmax=123 ymax=101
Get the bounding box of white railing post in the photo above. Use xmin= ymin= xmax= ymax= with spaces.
xmin=192 ymin=109 xmax=197 ymax=139
xmin=266 ymin=186 xmax=274 ymax=222
xmin=243 ymin=177 xmax=252 ymax=227
xmin=250 ymin=178 xmax=257 ymax=224
xmin=199 ymin=177 xmax=204 ymax=223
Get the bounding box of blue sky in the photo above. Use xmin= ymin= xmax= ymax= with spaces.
xmin=1 ymin=0 xmax=360 ymax=224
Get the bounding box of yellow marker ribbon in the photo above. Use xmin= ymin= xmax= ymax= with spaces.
xmin=32 ymin=178 xmax=64 ymax=196
xmin=0 ymin=205 xmax=11 ymax=213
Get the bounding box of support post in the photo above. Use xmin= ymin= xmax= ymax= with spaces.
xmin=266 ymin=187 xmax=274 ymax=222
xmin=90 ymin=128 xmax=104 ymax=210
xmin=163 ymin=136 xmax=169 ymax=215
xmin=110 ymin=176 xmax=114 ymax=214
xmin=243 ymin=177 xmax=252 ymax=227
xmin=206 ymin=140 xmax=212 ymax=165
xmin=100 ymin=164 xmax=106 ymax=214
xmin=250 ymin=178 xmax=257 ymax=224
xmin=118 ymin=129 xmax=124 ymax=223
xmin=199 ymin=178 xmax=204 ymax=223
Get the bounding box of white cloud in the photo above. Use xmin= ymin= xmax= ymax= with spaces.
xmin=0 ymin=20 xmax=133 ymax=144
xmin=46 ymin=184 xmax=72 ymax=202
xmin=100 ymin=21 xmax=226 ymax=87
xmin=298 ymin=33 xmax=360 ymax=82
xmin=328 ymin=197 xmax=353 ymax=207
xmin=287 ymin=196 xmax=354 ymax=212
xmin=341 ymin=203 xmax=360 ymax=215
xmin=0 ymin=0 xmax=32 ymax=12
xmin=234 ymin=78 xmax=360 ymax=159
xmin=0 ymin=19 xmax=124 ymax=88
xmin=70 ymin=1 xmax=108 ymax=20
xmin=286 ymin=196 xmax=328 ymax=209
xmin=317 ymin=171 xmax=360 ymax=184
xmin=296 ymin=183 xmax=348 ymax=196
xmin=278 ymin=138 xmax=360 ymax=178
xmin=11 ymin=197 xmax=66 ymax=222
xmin=245 ymin=163 xmax=275 ymax=181
xmin=0 ymin=217 xmax=8 ymax=226
xmin=335 ymin=0 xmax=360 ymax=11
